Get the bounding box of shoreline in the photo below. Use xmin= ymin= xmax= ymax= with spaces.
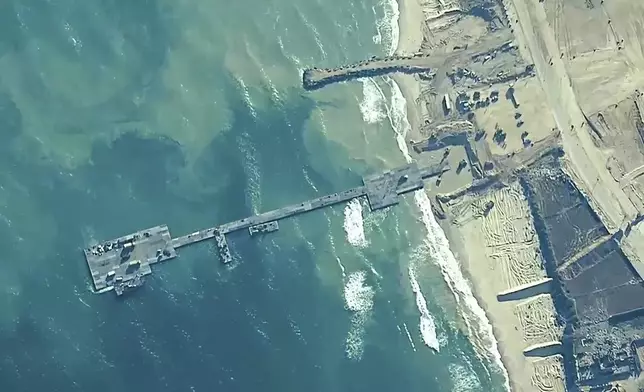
xmin=392 ymin=0 xmax=423 ymax=142
xmin=390 ymin=0 xmax=519 ymax=391
xmin=438 ymin=212 xmax=527 ymax=392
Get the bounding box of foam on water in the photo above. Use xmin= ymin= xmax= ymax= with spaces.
xmin=317 ymin=109 xmax=329 ymax=137
xmin=371 ymin=6 xmax=383 ymax=45
xmin=343 ymin=198 xmax=368 ymax=248
xmin=324 ymin=214 xmax=346 ymax=278
xmin=358 ymin=77 xmax=387 ymax=124
xmin=383 ymin=78 xmax=412 ymax=159
xmin=402 ymin=322 xmax=417 ymax=352
xmin=236 ymin=131 xmax=262 ymax=214
xmin=259 ymin=65 xmax=283 ymax=108
xmin=276 ymin=35 xmax=305 ymax=77
xmin=301 ymin=167 xmax=319 ymax=193
xmin=63 ymin=21 xmax=83 ymax=53
xmin=384 ymin=75 xmax=510 ymax=390
xmin=335 ymin=255 xmax=347 ymax=278
xmin=361 ymin=201 xmax=388 ymax=234
xmin=287 ymin=314 xmax=307 ymax=345
xmin=362 ymin=254 xmax=382 ymax=281
xmin=378 ymin=0 xmax=400 ymax=55
xmin=295 ymin=6 xmax=327 ymax=60
xmin=292 ymin=220 xmax=316 ymax=253
xmin=408 ymin=265 xmax=440 ymax=351
xmin=364 ymin=0 xmax=444 ymax=356
xmin=343 ymin=270 xmax=375 ymax=360
xmin=235 ymin=76 xmax=258 ymax=119
xmin=413 ymin=191 xmax=508 ymax=387
xmin=449 ymin=362 xmax=483 ymax=391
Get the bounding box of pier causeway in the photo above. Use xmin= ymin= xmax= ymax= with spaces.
xmin=83 ymin=162 xmax=448 ymax=296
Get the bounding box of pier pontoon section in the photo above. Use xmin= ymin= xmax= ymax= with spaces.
xmin=249 ymin=221 xmax=279 ymax=236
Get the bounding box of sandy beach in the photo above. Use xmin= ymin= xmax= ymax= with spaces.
xmin=393 ymin=1 xmax=566 ymax=391
xmin=393 ymin=0 xmax=424 ymax=139
xmin=438 ymin=183 xmax=564 ymax=392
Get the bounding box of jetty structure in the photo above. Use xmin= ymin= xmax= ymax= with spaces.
xmin=83 ymin=162 xmax=448 ymax=296
xmin=302 ymin=54 xmax=434 ymax=91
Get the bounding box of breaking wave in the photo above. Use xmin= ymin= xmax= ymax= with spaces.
xmin=237 ymin=131 xmax=262 ymax=214
xmin=344 ymin=271 xmax=374 ymax=313
xmin=449 ymin=362 xmax=483 ymax=391
xmin=235 ymin=76 xmax=257 ymax=119
xmin=376 ymin=0 xmax=400 ymax=55
xmin=358 ymin=77 xmax=387 ymax=124
xmin=343 ymin=270 xmax=375 ymax=360
xmin=408 ymin=265 xmax=440 ymax=351
xmin=343 ymin=198 xmax=368 ymax=248
xmin=277 ymin=35 xmax=305 ymax=77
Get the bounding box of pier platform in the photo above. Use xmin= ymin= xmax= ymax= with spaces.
xmin=83 ymin=162 xmax=448 ymax=296
xmin=83 ymin=225 xmax=177 ymax=295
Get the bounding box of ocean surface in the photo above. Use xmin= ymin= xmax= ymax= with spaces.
xmin=0 ymin=0 xmax=508 ymax=391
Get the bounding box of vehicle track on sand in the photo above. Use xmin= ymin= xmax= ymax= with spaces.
xmin=481 ymin=184 xmax=546 ymax=290
xmin=514 ymin=294 xmax=561 ymax=347
xmin=531 ymin=356 xmax=566 ymax=392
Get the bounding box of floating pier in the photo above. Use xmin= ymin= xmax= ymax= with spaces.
xmin=83 ymin=162 xmax=448 ymax=296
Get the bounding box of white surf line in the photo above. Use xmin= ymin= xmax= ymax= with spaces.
xmin=235 ymin=75 xmax=258 ymax=119
xmin=336 ymin=256 xmax=347 ymax=278
xmin=359 ymin=77 xmax=388 ymax=124
xmin=380 ymin=0 xmax=401 ymax=55
xmin=387 ymin=77 xmax=510 ymax=390
xmin=302 ymin=167 xmax=319 ymax=192
xmin=344 ymin=270 xmax=375 ymax=360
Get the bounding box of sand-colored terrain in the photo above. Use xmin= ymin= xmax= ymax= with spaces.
xmin=443 ymin=182 xmax=563 ymax=392
xmin=503 ymin=0 xmax=644 ymax=233
xmin=530 ymin=356 xmax=566 ymax=392
xmin=387 ymin=0 xmax=644 ymax=389
xmin=621 ymin=223 xmax=644 ymax=282
xmin=584 ymin=93 xmax=644 ymax=216
xmin=542 ymin=0 xmax=644 ymax=115
xmin=470 ymin=77 xmax=557 ymax=158
xmin=513 ymin=294 xmax=560 ymax=349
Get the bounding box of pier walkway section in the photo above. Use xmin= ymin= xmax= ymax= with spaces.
xmin=220 ymin=186 xmax=367 ymax=234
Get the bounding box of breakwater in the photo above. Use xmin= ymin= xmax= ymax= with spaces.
xmin=302 ymin=54 xmax=434 ymax=90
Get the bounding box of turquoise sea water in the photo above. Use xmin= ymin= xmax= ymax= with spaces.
xmin=0 ymin=0 xmax=508 ymax=391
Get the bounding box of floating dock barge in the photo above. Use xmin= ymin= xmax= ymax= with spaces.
xmin=83 ymin=162 xmax=448 ymax=296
